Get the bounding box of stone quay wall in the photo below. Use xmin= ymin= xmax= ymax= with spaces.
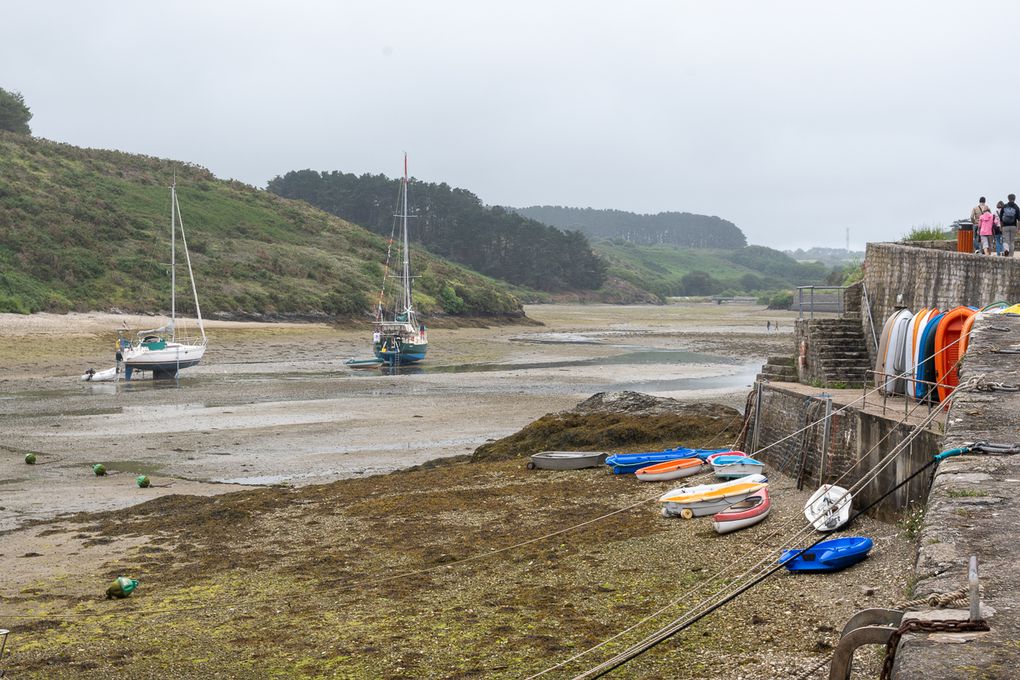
xmin=893 ymin=313 xmax=1020 ymax=678
xmin=746 ymin=384 xmax=938 ymax=520
xmin=862 ymin=242 xmax=1020 ymax=357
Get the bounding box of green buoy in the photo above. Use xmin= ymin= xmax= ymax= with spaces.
xmin=25 ymin=452 xmax=37 ymax=465
xmin=136 ymin=475 xmax=151 ymax=488
xmin=105 ymin=576 xmax=139 ymax=599
xmin=92 ymin=463 xmax=106 ymax=476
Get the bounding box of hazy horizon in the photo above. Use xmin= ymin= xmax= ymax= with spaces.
xmin=3 ymin=1 xmax=1015 ymax=251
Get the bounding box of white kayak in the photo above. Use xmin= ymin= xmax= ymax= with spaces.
xmin=805 ymin=484 xmax=852 ymax=532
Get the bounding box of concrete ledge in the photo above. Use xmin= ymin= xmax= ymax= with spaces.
xmin=893 ymin=314 xmax=1020 ymax=678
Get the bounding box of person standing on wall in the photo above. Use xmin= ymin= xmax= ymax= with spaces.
xmin=971 ymin=196 xmax=988 ymax=253
xmin=995 ymin=201 xmax=1005 ymax=255
xmin=978 ymin=205 xmax=999 ymax=255
xmin=1000 ymin=193 xmax=1019 ymax=257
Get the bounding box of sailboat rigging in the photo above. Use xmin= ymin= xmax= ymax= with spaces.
xmin=372 ymin=155 xmax=428 ymax=365
xmin=118 ymin=177 xmax=208 ymax=380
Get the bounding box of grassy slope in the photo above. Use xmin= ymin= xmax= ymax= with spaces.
xmin=0 ymin=132 xmax=521 ymax=318
xmin=595 ymin=241 xmax=765 ymax=297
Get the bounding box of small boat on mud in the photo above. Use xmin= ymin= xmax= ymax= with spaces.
xmin=634 ymin=457 xmax=703 ymax=482
xmin=805 ymin=484 xmax=852 ymax=532
xmin=712 ymin=487 xmax=770 ymax=534
xmin=605 ymin=448 xmax=728 ymax=474
xmin=80 ymin=366 xmax=119 ymax=382
xmin=711 ymin=455 xmax=765 ymax=479
xmin=779 ymin=536 xmax=873 ymax=573
xmin=527 ymin=451 xmax=607 ymax=470
xmin=705 ymin=451 xmax=747 ymax=464
xmin=659 ymin=473 xmax=768 ymax=519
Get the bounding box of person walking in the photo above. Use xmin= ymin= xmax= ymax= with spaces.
xmin=1001 ymin=193 xmax=1019 ymax=257
xmin=971 ymin=196 xmax=989 ymax=253
xmin=978 ymin=206 xmax=999 ymax=255
xmin=995 ymin=201 xmax=1005 ymax=255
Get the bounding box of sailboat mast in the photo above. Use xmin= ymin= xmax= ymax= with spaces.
xmin=170 ymin=175 xmax=177 ymax=326
xmin=401 ymin=154 xmax=412 ymax=314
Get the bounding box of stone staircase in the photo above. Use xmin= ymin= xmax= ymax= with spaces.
xmin=757 ymin=355 xmax=798 ymax=382
xmin=803 ymin=317 xmax=871 ymax=387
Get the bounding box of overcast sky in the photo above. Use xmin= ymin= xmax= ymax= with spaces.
xmin=2 ymin=1 xmax=1016 ymax=250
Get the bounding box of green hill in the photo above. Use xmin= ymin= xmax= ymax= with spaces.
xmin=595 ymin=241 xmax=830 ymax=298
xmin=0 ymin=132 xmax=522 ymax=319
xmin=515 ymin=205 xmax=747 ymax=249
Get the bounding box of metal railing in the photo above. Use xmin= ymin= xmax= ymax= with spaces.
xmin=862 ymin=369 xmax=947 ymax=417
xmin=796 ymin=286 xmax=847 ymax=318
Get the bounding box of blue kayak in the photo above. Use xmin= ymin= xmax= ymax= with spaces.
xmin=915 ymin=312 xmax=945 ymax=401
xmin=779 ymin=536 xmax=873 ymax=573
xmin=605 ymin=448 xmax=728 ymax=474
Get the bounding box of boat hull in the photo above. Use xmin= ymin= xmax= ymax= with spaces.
xmin=711 ymin=455 xmax=765 ymax=479
xmin=780 ymin=537 xmax=873 ymax=572
xmin=804 ymin=484 xmax=852 ymax=532
xmin=606 ymin=448 xmax=727 ymax=474
xmin=634 ymin=458 xmax=703 ymax=481
xmin=374 ymin=341 xmax=428 ymax=365
xmin=712 ymin=488 xmax=770 ymax=534
xmin=659 ymin=474 xmax=768 ymax=519
xmin=528 ymin=451 xmax=607 ymax=470
xmin=122 ymin=343 xmax=206 ymax=379
xmin=934 ymin=306 xmax=976 ymax=403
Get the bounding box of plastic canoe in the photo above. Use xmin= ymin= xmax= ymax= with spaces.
xmin=528 ymin=451 xmax=608 ymax=470
xmin=634 ymin=457 xmax=703 ymax=482
xmin=711 ymin=456 xmax=765 ymax=479
xmin=934 ymin=306 xmax=976 ymax=402
xmin=804 ymin=484 xmax=852 ymax=532
xmin=779 ymin=536 xmax=873 ymax=573
xmin=874 ymin=311 xmax=899 ymax=389
xmin=605 ymin=448 xmax=728 ymax=474
xmin=915 ymin=312 xmax=946 ymax=401
xmin=712 ymin=487 xmax=770 ymax=534
xmin=883 ymin=309 xmax=913 ymax=395
xmin=659 ymin=474 xmax=768 ymax=519
xmin=705 ymin=451 xmax=747 ymax=463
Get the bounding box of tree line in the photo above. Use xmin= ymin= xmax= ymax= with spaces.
xmin=515 ymin=205 xmax=747 ymax=249
xmin=267 ymin=170 xmax=607 ymax=291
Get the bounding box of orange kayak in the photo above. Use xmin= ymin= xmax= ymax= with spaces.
xmin=634 ymin=457 xmax=703 ymax=482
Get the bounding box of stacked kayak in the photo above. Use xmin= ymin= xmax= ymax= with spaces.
xmin=659 ymin=474 xmax=768 ymax=519
xmin=605 ymin=448 xmax=728 ymax=474
xmin=711 ymin=455 xmax=765 ymax=479
xmin=779 ymin=537 xmax=873 ymax=573
xmin=712 ymin=488 xmax=770 ymax=534
xmin=634 ymin=457 xmax=703 ymax=482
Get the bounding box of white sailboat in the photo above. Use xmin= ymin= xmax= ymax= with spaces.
xmin=372 ymin=154 xmax=428 ymax=365
xmin=119 ymin=178 xmax=207 ymax=380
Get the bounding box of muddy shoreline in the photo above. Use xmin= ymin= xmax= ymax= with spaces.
xmin=0 ymin=303 xmax=914 ymax=679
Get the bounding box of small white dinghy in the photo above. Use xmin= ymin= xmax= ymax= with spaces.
xmin=81 ymin=366 xmax=119 ymax=382
xmin=527 ymin=451 xmax=607 ymax=470
xmin=711 ymin=455 xmax=765 ymax=479
xmin=804 ymin=484 xmax=852 ymax=532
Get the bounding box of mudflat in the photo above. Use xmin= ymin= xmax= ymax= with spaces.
xmin=0 ymin=303 xmax=789 ymax=531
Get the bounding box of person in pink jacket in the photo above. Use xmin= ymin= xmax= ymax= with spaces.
xmin=978 ymin=206 xmax=1000 ymax=255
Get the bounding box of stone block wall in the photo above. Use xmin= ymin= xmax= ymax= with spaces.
xmin=893 ymin=314 xmax=1020 ymax=678
xmin=747 ymin=384 xmax=938 ymax=519
xmin=862 ymin=242 xmax=1020 ymax=336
